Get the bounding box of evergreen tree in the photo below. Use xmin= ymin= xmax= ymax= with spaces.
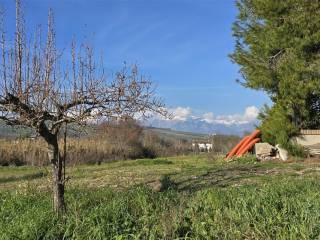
xmin=230 ymin=0 xmax=320 ymax=130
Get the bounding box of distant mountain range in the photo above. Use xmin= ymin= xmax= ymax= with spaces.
xmin=0 ymin=112 xmax=258 ymax=139
xmin=144 ymin=117 xmax=257 ymax=136
xmin=142 ymin=105 xmax=260 ymax=136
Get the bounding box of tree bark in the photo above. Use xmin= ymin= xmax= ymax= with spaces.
xmin=47 ymin=135 xmax=65 ymax=215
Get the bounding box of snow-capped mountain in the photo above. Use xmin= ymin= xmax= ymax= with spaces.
xmin=144 ymin=106 xmax=260 ymax=136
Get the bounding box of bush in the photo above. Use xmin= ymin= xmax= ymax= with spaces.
xmin=258 ymin=104 xmax=306 ymax=157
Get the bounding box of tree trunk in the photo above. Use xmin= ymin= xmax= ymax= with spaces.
xmin=47 ymin=135 xmax=65 ymax=215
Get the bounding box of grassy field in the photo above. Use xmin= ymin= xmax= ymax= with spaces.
xmin=1 ymin=154 xmax=320 ymax=239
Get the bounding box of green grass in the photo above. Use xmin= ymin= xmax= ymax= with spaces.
xmin=122 ymin=158 xmax=174 ymax=166
xmin=1 ymin=155 xmax=320 ymax=239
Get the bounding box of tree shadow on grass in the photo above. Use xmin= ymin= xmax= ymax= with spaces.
xmin=0 ymin=172 xmax=47 ymax=184
xmin=174 ymin=165 xmax=277 ymax=192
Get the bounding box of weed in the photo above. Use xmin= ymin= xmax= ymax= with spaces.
xmin=1 ymin=155 xmax=320 ymax=239
xmin=1 ymin=178 xmax=320 ymax=239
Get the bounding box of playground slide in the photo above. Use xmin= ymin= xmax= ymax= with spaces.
xmin=235 ymin=130 xmax=261 ymax=156
xmin=226 ymin=136 xmax=249 ymax=159
xmin=236 ymin=138 xmax=260 ymax=156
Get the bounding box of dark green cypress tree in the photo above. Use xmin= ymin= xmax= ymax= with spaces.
xmin=230 ymin=0 xmax=320 ymax=150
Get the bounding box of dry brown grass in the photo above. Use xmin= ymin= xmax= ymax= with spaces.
xmin=0 ymin=120 xmax=241 ymax=166
xmin=0 ymin=137 xmax=145 ymax=166
xmin=0 ymin=139 xmax=47 ymax=166
xmin=0 ymin=134 xmax=192 ymax=166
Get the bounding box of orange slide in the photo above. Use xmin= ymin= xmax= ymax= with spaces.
xmin=236 ymin=138 xmax=260 ymax=157
xmin=226 ymin=136 xmax=249 ymax=159
xmin=225 ymin=129 xmax=261 ymax=160
xmin=235 ymin=129 xmax=261 ymax=156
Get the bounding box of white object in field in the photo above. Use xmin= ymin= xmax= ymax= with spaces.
xmin=205 ymin=143 xmax=213 ymax=151
xmin=192 ymin=143 xmax=213 ymax=152
xmin=276 ymin=144 xmax=288 ymax=161
xmin=198 ymin=143 xmax=207 ymax=151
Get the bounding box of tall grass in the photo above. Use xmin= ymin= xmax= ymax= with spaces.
xmin=0 ymin=139 xmax=46 ymax=166
xmin=0 ymin=119 xmax=242 ymax=167
xmin=1 ymin=178 xmax=320 ymax=239
xmin=0 ymin=135 xmax=192 ymax=167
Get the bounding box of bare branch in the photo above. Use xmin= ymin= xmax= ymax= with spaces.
xmin=0 ymin=1 xmax=167 ymax=140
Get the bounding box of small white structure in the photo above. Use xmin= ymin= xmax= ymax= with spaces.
xmin=192 ymin=142 xmax=213 ymax=152
xmin=198 ymin=143 xmax=206 ymax=151
xmin=206 ymin=143 xmax=213 ymax=151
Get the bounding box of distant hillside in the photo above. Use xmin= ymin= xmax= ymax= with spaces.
xmin=0 ymin=121 xmax=92 ymax=139
xmin=0 ymin=123 xmax=33 ymax=139
xmin=144 ymin=127 xmax=209 ymax=142
xmin=0 ymin=121 xmax=237 ymax=145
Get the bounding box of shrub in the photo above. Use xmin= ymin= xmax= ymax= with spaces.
xmin=258 ymin=104 xmax=306 ymax=157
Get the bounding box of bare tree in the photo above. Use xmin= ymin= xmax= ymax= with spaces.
xmin=0 ymin=1 xmax=166 ymax=214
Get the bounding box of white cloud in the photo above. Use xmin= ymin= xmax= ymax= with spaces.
xmin=201 ymin=106 xmax=260 ymax=125
xmin=148 ymin=105 xmax=260 ymax=126
xmin=244 ymin=106 xmax=259 ymax=120
xmin=202 ymin=112 xmax=215 ymax=124
xmin=171 ymin=107 xmax=192 ymax=121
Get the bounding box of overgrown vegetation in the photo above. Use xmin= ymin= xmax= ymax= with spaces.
xmin=0 ymin=131 xmax=190 ymax=167
xmin=0 ymin=120 xmax=240 ymax=166
xmin=258 ymin=105 xmax=306 ymax=157
xmin=1 ymin=155 xmax=320 ymax=239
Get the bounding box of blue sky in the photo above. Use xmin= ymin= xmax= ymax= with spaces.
xmin=2 ymin=0 xmax=271 ymax=119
